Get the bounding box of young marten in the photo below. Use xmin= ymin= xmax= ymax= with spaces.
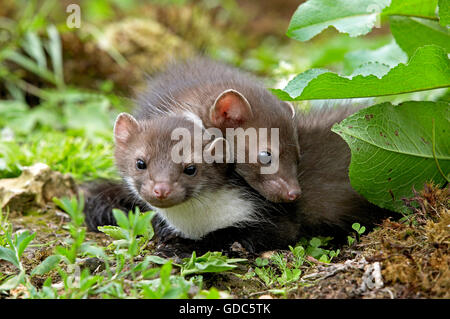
xmin=134 ymin=58 xmax=301 ymax=203
xmin=84 ymin=114 xmax=295 ymax=252
xmin=83 ymin=107 xmax=393 ymax=256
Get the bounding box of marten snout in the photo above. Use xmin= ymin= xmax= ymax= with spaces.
xmin=139 ymin=179 xmax=186 ymax=208
xmin=265 ymin=177 xmax=301 ymax=202
xmin=287 ymin=189 xmax=301 ymax=201
xmin=153 ymin=182 xmax=172 ymax=199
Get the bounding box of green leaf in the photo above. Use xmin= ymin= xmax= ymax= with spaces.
xmin=352 ymin=223 xmax=361 ymax=232
xmin=97 ymin=225 xmax=128 ymax=240
xmin=22 ymin=31 xmax=47 ymax=70
xmin=255 ymin=257 xmax=269 ymax=267
xmin=344 ymin=40 xmax=408 ymax=73
xmin=287 ymin=0 xmax=391 ymax=41
xmin=0 ymin=272 xmax=25 ymax=291
xmin=309 ymin=237 xmax=322 ymax=248
xmin=31 ymin=255 xmax=61 ymax=276
xmin=159 ymin=261 xmax=172 ymax=284
xmin=53 ymin=195 xmax=85 ymax=226
xmin=45 ymin=25 xmax=64 ymax=88
xmin=3 ymin=50 xmax=56 ymax=85
xmin=390 ymin=16 xmax=450 ymax=57
xmin=439 ymin=0 xmax=450 ymax=26
xmin=80 ymin=244 xmax=106 ymax=259
xmin=272 ymin=45 xmax=450 ymax=101
xmin=383 ymin=0 xmax=438 ymax=20
xmin=147 ymin=255 xmax=169 ymax=265
xmin=181 ymin=252 xmax=246 ymax=276
xmin=134 ymin=211 xmax=155 ymax=239
xmin=16 ymin=231 xmax=35 ymax=258
xmin=0 ymin=247 xmax=19 ymax=269
xmin=112 ymin=209 xmax=130 ymax=230
xmin=331 ymin=101 xmax=450 ymax=213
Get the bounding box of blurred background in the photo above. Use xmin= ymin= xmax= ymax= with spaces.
xmin=0 ymin=0 xmax=395 ymax=182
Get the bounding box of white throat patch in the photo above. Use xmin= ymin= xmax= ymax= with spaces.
xmin=154 ymin=188 xmax=257 ymax=240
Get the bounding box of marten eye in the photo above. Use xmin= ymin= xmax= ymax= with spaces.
xmin=183 ymin=165 xmax=197 ymax=176
xmin=258 ymin=151 xmax=272 ymax=165
xmin=136 ymin=159 xmax=147 ymax=170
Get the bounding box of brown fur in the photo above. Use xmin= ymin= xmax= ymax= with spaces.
xmin=135 ymin=57 xmax=301 ymax=202
xmin=83 ymin=106 xmax=393 ymax=257
xmin=114 ymin=116 xmax=230 ymax=208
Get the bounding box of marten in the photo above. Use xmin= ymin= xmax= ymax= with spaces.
xmin=83 ymin=107 xmax=392 ymax=257
xmin=133 ymin=58 xmax=301 ymax=203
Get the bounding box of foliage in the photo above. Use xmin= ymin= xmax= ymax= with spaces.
xmin=0 ymin=28 xmax=120 ymax=181
xmin=272 ymin=45 xmax=450 ymax=100
xmin=347 ymin=223 xmax=366 ymax=246
xmin=0 ymin=195 xmax=231 ymax=298
xmin=180 ymin=251 xmax=246 ymax=276
xmin=277 ymin=0 xmax=450 ymax=213
xmin=251 ymin=237 xmax=340 ymax=293
xmin=333 ymin=101 xmax=449 ymax=213
xmin=287 ymin=0 xmax=391 ymax=41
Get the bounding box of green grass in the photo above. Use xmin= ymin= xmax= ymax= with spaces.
xmin=0 ymin=130 xmax=116 ymax=181
xmin=0 ymin=196 xmax=242 ymax=298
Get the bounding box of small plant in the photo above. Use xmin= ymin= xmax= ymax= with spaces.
xmin=140 ymin=261 xmax=194 ymax=299
xmin=254 ymin=265 xmax=277 ymax=287
xmin=347 ymin=223 xmax=366 ymax=246
xmin=300 ymin=237 xmax=340 ymax=263
xmin=98 ymin=207 xmax=155 ymax=259
xmin=0 ymin=229 xmax=36 ymax=291
xmin=0 ymin=208 xmax=11 ymax=247
xmin=180 ymin=251 xmax=247 ymax=277
xmin=289 ymin=244 xmax=305 ymax=268
xmin=255 ymin=257 xmax=269 ymax=267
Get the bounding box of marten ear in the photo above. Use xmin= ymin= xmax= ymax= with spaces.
xmin=210 ymin=89 xmax=253 ymax=128
xmin=114 ymin=113 xmax=139 ymax=145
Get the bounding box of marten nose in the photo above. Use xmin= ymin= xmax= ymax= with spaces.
xmin=287 ymin=189 xmax=301 ymax=201
xmin=153 ymin=183 xmax=172 ymax=199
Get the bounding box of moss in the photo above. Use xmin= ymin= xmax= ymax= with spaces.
xmin=361 ymin=183 xmax=449 ymax=298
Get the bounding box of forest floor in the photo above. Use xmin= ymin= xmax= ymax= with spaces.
xmin=1 ymin=165 xmax=448 ymax=299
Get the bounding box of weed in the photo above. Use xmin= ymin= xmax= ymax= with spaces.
xmin=347 ymin=223 xmax=366 ymax=246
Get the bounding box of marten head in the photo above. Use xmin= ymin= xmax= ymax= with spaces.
xmin=113 ymin=113 xmax=229 ymax=209
xmin=209 ymin=89 xmax=301 ymax=203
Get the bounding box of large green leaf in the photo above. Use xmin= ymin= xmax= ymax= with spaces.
xmin=344 ymin=40 xmax=408 ymax=74
xmin=438 ymin=0 xmax=450 ymax=26
xmin=271 ymin=45 xmax=450 ymax=101
xmin=383 ymin=0 xmax=438 ymax=19
xmin=331 ymin=101 xmax=450 ymax=213
xmin=390 ymin=16 xmax=450 ymax=57
xmin=286 ymin=0 xmax=391 ymax=41
xmin=286 ymin=0 xmax=440 ymax=42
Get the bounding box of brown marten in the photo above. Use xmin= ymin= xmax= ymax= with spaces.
xmin=84 ymin=114 xmax=296 ymax=255
xmin=134 ymin=58 xmax=301 ymax=203
xmin=83 ymin=107 xmax=392 ymax=257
